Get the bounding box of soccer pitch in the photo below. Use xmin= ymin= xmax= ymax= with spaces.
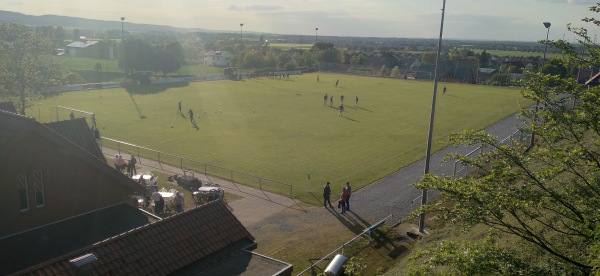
xmin=30 ymin=73 xmax=529 ymax=204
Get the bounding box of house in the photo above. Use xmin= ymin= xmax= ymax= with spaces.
xmin=66 ymin=39 xmax=113 ymax=59
xmin=14 ymin=200 xmax=293 ymax=276
xmin=0 ymin=110 xmax=148 ymax=274
xmin=204 ymin=50 xmax=234 ymax=67
xmin=478 ymin=68 xmax=498 ymax=83
xmin=0 ymin=110 xmax=292 ymax=275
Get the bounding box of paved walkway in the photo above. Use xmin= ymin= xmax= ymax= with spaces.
xmin=102 ymin=148 xmax=300 ymax=227
xmin=350 ymin=113 xmax=524 ymax=225
xmin=104 ymin=112 xmax=523 ymax=230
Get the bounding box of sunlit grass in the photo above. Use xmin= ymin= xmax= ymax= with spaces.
xmin=30 ymin=73 xmax=529 ymax=204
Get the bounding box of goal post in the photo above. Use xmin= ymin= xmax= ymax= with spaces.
xmin=54 ymin=105 xmax=96 ymax=128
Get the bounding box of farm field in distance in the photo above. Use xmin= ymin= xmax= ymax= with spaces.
xmin=29 ymin=73 xmax=530 ymax=204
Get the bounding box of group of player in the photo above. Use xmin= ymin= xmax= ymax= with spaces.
xmin=177 ymin=100 xmax=198 ymax=128
xmin=323 ymin=94 xmax=358 ymax=116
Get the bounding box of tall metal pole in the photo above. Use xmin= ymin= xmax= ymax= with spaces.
xmin=315 ymin=27 xmax=318 ymax=43
xmin=121 ymin=17 xmax=126 ymax=81
xmin=530 ymin=22 xmax=551 ymax=149
xmin=576 ymin=29 xmax=586 ymax=82
xmin=240 ymin=23 xmax=244 ymax=48
xmin=418 ymin=0 xmax=446 ymax=233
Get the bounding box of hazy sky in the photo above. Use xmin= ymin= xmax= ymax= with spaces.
xmin=1 ymin=0 xmax=598 ymax=41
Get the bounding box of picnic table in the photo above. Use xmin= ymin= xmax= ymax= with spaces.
xmin=192 ymin=185 xmax=224 ymax=206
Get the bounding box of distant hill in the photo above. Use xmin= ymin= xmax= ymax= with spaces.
xmin=0 ymin=10 xmax=209 ymax=33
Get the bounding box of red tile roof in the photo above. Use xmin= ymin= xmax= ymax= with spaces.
xmin=15 ymin=200 xmax=255 ymax=275
xmin=43 ymin=118 xmax=105 ymax=162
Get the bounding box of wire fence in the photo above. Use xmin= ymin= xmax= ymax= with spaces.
xmin=99 ymin=136 xmax=295 ymax=199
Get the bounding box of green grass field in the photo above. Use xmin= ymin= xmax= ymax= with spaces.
xmin=29 ymin=73 xmax=529 ymax=204
xmin=55 ymin=56 xmax=226 ymax=76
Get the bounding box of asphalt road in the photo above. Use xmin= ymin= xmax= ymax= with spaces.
xmin=350 ymin=113 xmax=525 ymax=225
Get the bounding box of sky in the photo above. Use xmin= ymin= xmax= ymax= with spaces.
xmin=0 ymin=0 xmax=598 ymax=42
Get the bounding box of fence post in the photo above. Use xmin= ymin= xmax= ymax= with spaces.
xmin=137 ymin=147 xmax=141 ymax=164
xmin=290 ymin=185 xmax=293 ymax=199
xmin=180 ymin=157 xmax=183 ymax=170
xmin=204 ymin=163 xmax=207 ymax=175
xmin=158 ymin=152 xmax=161 ymax=164
xmin=230 ymin=170 xmax=234 ymax=184
xmin=453 ymin=161 xmax=458 ymax=179
xmin=118 ymin=142 xmax=121 ymax=155
xmin=259 ymin=178 xmax=262 ymax=190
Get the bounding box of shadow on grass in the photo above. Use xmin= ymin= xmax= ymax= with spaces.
xmin=125 ymin=82 xmax=190 ymax=95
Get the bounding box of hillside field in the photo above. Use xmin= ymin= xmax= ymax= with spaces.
xmin=29 ymin=73 xmax=529 ymax=204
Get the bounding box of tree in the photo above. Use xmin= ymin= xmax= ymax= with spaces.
xmin=156 ymin=49 xmax=180 ymax=77
xmin=411 ymin=4 xmax=600 ymax=273
xmin=242 ymin=51 xmax=265 ymax=69
xmin=164 ymin=41 xmax=185 ymax=65
xmin=391 ymin=66 xmax=401 ymax=78
xmin=0 ymin=22 xmax=67 ymax=114
xmin=379 ymin=65 xmax=389 ymax=77
xmin=72 ymin=28 xmax=81 ymax=41
xmin=408 ymin=3 xmax=600 ymax=275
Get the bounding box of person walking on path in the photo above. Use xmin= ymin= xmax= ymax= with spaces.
xmin=340 ymin=187 xmax=348 ymax=214
xmin=323 ymin=182 xmax=334 ymax=208
xmin=330 ymin=96 xmax=333 ymax=107
xmin=177 ymin=101 xmax=182 ymax=114
xmin=345 ymin=182 xmax=352 ymax=211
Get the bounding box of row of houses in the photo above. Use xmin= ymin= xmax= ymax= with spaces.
xmin=0 ymin=102 xmax=291 ymax=275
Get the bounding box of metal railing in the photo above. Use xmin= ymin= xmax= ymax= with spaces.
xmin=296 ymin=214 xmax=393 ymax=276
xmin=452 ymin=129 xmax=529 ymax=178
xmin=100 ymin=136 xmax=294 ymax=199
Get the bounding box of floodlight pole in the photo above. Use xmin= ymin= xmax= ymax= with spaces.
xmin=529 ymin=22 xmax=551 ymax=149
xmin=315 ymin=27 xmax=319 ymax=43
xmin=418 ymin=0 xmax=446 ymax=234
xmin=121 ymin=16 xmax=126 ymax=81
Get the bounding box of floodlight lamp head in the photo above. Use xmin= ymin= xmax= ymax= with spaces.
xmin=121 ymin=17 xmax=125 ymax=21
xmin=543 ymin=22 xmax=551 ymax=28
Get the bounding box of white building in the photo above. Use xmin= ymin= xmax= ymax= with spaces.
xmin=204 ymin=50 xmax=233 ymax=67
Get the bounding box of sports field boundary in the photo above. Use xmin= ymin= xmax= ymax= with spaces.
xmin=99 ymin=136 xmax=296 ymax=199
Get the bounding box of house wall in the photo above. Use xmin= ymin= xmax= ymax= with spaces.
xmin=0 ymin=133 xmax=136 ymax=238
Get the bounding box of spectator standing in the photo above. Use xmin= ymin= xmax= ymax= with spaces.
xmin=340 ymin=187 xmax=348 ymax=214
xmin=174 ymin=192 xmax=184 ymax=213
xmin=323 ymin=182 xmax=333 ymax=208
xmin=177 ymin=101 xmax=182 ymax=114
xmin=151 ymin=190 xmax=162 ymax=214
xmin=345 ymin=182 xmax=352 ymax=211
xmin=355 ymin=96 xmax=359 ymax=108
xmin=339 ymin=104 xmax=344 ymax=117
xmin=128 ymin=155 xmax=137 ymax=176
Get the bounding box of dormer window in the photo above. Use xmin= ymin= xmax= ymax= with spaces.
xmin=18 ymin=173 xmax=29 ymax=212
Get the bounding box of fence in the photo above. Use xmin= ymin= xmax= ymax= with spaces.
xmin=100 ymin=136 xmax=294 ymax=199
xmin=295 ymin=214 xmax=393 ymax=276
xmin=452 ymin=129 xmax=530 ymax=178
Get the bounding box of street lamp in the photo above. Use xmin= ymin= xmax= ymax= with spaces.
xmin=576 ymin=28 xmax=587 ymax=82
xmin=529 ymin=22 xmax=551 ymax=149
xmin=121 ymin=16 xmax=126 ymax=80
xmin=240 ymin=23 xmax=244 ymax=48
xmin=315 ymin=27 xmax=318 ymax=43
xmin=418 ymin=0 xmax=447 ymax=234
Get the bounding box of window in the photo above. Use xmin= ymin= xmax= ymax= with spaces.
xmin=33 ymin=170 xmax=45 ymax=207
xmin=18 ymin=173 xmax=29 ymax=211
